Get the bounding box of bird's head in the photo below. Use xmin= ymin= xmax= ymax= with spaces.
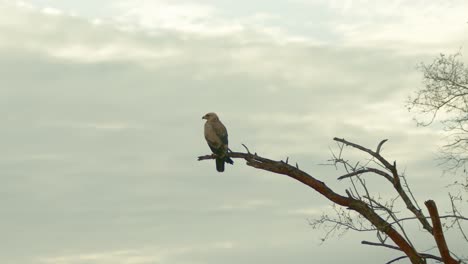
xmin=202 ymin=112 xmax=219 ymax=121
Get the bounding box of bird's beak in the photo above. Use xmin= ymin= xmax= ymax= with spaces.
xmin=202 ymin=115 xmax=206 ymax=120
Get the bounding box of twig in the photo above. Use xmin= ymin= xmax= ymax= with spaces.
xmin=448 ymin=193 xmax=468 ymax=242
xmin=362 ymin=240 xmax=401 ymax=251
xmin=241 ymin=144 xmax=251 ymax=154
xmin=337 ymin=168 xmax=393 ymax=182
xmin=376 ymin=139 xmax=388 ymax=154
xmin=386 ymin=255 xmax=407 ymax=264
xmin=362 ymin=241 xmax=443 ymax=263
xmin=333 ymin=138 xmax=434 ymax=235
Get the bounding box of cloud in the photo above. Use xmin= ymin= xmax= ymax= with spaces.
xmin=291 ymin=0 xmax=468 ymax=51
xmin=38 ymin=241 xmax=241 ymax=264
xmin=215 ymin=199 xmax=275 ymax=211
xmin=2 ymin=2 xmax=468 ymax=264
xmin=286 ymin=206 xmax=324 ymax=216
xmin=0 ymin=3 xmax=182 ymax=63
xmin=334 ymin=1 xmax=468 ymax=49
xmin=110 ymin=0 xmax=321 ymax=44
xmin=0 ymin=1 xmax=449 ymax=185
xmin=39 ymin=250 xmax=156 ymax=264
xmin=113 ymin=0 xmax=236 ymax=35
xmin=41 ymin=7 xmax=63 ymax=16
xmin=1 ymin=1 xmax=446 ymax=168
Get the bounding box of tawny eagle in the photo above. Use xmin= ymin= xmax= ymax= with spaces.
xmin=202 ymin=112 xmax=234 ymax=172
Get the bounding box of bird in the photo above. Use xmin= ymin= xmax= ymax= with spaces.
xmin=202 ymin=112 xmax=234 ymax=172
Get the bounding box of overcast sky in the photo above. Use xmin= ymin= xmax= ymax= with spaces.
xmin=1 ymin=0 xmax=468 ymax=263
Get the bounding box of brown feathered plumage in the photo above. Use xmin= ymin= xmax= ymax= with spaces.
xmin=202 ymin=112 xmax=234 ymax=172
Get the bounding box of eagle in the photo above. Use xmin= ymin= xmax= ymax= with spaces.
xmin=202 ymin=112 xmax=234 ymax=172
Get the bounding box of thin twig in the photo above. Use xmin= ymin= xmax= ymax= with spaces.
xmin=376 ymin=139 xmax=388 ymax=154
xmin=241 ymin=144 xmax=251 ymax=154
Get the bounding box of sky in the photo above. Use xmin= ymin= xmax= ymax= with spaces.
xmin=1 ymin=0 xmax=468 ymax=263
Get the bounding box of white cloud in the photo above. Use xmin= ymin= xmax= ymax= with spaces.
xmin=286 ymin=207 xmax=323 ymax=216
xmin=113 ymin=0 xmax=242 ymax=35
xmin=7 ymin=0 xmax=468 ymax=51
xmin=50 ymin=43 xmax=180 ymax=63
xmin=329 ymin=0 xmax=468 ymax=49
xmin=6 ymin=153 xmax=66 ymax=162
xmin=74 ymin=122 xmax=137 ymax=131
xmin=0 ymin=2 xmax=182 ymax=63
xmin=14 ymin=0 xmax=34 ymax=9
xmin=39 ymin=249 xmax=162 ymax=264
xmin=291 ymin=0 xmax=468 ymax=51
xmin=38 ymin=243 xmax=237 ymax=264
xmin=216 ymin=199 xmax=275 ymax=211
xmin=110 ymin=0 xmax=319 ymax=44
xmin=41 ymin=7 xmax=62 ymax=16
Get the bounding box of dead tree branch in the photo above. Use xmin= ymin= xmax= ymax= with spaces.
xmin=425 ymin=200 xmax=459 ymax=264
xmin=199 ymin=148 xmax=424 ymax=263
xmin=198 ymin=138 xmax=467 ymax=263
xmin=362 ymin=241 xmax=443 ymax=263
xmin=334 ymin=137 xmax=434 ymax=234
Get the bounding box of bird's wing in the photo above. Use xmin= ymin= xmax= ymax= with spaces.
xmin=212 ymin=121 xmax=228 ymax=146
xmin=206 ymin=140 xmax=221 ymax=154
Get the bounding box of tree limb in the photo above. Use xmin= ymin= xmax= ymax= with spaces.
xmin=198 ymin=150 xmax=425 ymax=264
xmin=424 ymin=200 xmax=459 ymax=264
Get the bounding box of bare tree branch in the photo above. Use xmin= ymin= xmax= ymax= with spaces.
xmin=386 ymin=255 xmax=408 ymax=264
xmin=198 ymin=148 xmax=425 ymax=264
xmin=362 ymin=241 xmax=444 ymax=262
xmin=337 ymin=168 xmax=393 ymax=182
xmin=199 ymin=138 xmax=467 ymax=263
xmin=448 ymin=193 xmax=468 ymax=242
xmin=408 ymin=52 xmax=468 ymax=174
xmin=333 ymin=138 xmax=434 ymax=235
xmin=333 ymin=137 xmax=396 ymax=176
xmin=425 ymin=200 xmax=459 ymax=264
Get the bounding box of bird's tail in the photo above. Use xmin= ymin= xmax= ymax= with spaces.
xmin=216 ymin=158 xmax=225 ymax=172
xmin=215 ymin=156 xmax=233 ymax=172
